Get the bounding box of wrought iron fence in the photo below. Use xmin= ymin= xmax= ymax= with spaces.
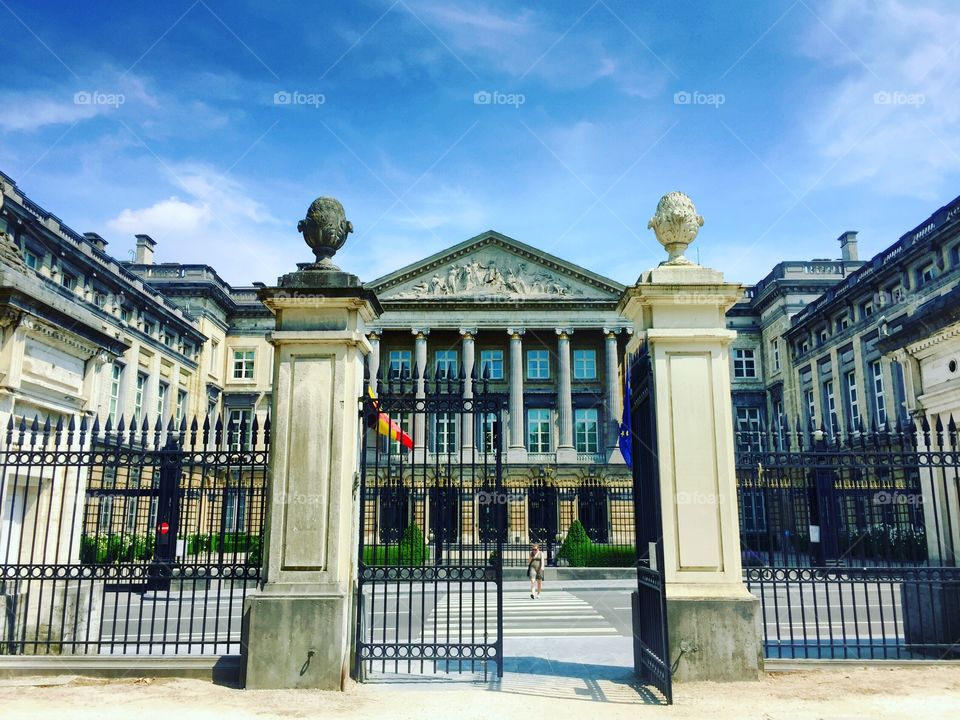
xmin=0 ymin=413 xmax=268 ymax=655
xmin=736 ymin=416 xmax=960 ymax=660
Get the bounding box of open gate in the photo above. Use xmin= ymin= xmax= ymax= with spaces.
xmin=354 ymin=372 xmax=506 ymax=679
xmin=629 ymin=346 xmax=673 ymax=703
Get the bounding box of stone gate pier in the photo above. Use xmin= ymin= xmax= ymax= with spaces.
xmin=618 ymin=192 xmax=763 ymax=682
xmin=241 ymin=198 xmax=381 ymax=689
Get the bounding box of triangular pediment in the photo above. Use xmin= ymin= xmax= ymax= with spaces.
xmin=368 ymin=231 xmax=623 ymax=303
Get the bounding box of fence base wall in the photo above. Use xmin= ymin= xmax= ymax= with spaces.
xmin=902 ymin=581 xmax=960 ymax=658
xmin=666 ymin=587 xmax=764 ymax=682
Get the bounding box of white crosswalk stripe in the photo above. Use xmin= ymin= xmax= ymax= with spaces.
xmin=420 ymin=590 xmax=619 ymax=639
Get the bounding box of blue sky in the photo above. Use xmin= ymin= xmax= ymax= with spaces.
xmin=1 ymin=0 xmax=958 ymax=287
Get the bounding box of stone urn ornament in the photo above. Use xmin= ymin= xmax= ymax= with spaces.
xmin=648 ymin=191 xmax=704 ymax=266
xmin=297 ymin=196 xmax=353 ymax=270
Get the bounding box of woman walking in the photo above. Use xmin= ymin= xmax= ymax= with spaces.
xmin=528 ymin=543 xmax=545 ymax=599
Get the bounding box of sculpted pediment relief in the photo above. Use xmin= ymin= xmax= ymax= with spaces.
xmin=377 ymin=242 xmax=619 ymax=302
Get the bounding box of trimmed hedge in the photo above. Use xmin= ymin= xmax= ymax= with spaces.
xmin=363 ymin=524 xmax=427 ymax=566
xmin=556 ymin=520 xmax=635 ymax=567
xmin=79 ymin=534 xmax=154 ymax=563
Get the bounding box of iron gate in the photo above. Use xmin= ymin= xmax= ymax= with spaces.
xmin=0 ymin=413 xmax=268 ymax=655
xmin=628 ymin=346 xmax=672 ymax=703
xmin=354 ymin=371 xmax=505 ymax=679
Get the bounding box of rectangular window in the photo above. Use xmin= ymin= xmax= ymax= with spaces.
xmin=479 ymin=350 xmax=504 ymax=380
xmin=232 ymin=350 xmax=255 ymax=380
xmin=918 ymin=263 xmax=935 ymax=286
xmin=845 ymin=372 xmax=860 ymax=429
xmin=741 ymin=491 xmax=767 ymax=533
xmin=527 ymin=350 xmax=550 ymax=380
xmin=434 ymin=350 xmax=458 ymax=379
xmin=432 ymin=412 xmax=458 ymax=453
xmin=770 ymin=339 xmax=781 ymax=372
xmin=143 ymin=321 xmax=155 ymax=338
xmin=773 ymin=399 xmax=785 ymax=449
xmin=477 ymin=412 xmax=497 ymax=453
xmin=125 ymin=497 xmax=139 ymax=534
xmin=574 ymin=408 xmax=599 ymax=453
xmin=176 ymin=389 xmax=188 ymax=427
xmin=733 ymin=348 xmax=757 ymax=379
xmin=209 ymin=340 xmax=219 ymax=374
xmin=109 ymin=365 xmax=123 ymax=423
xmin=383 ymin=411 xmax=411 ymax=453
xmin=120 ymin=307 xmax=130 ymax=323
xmin=163 ymin=332 xmax=175 ymax=348
xmin=871 ymin=360 xmax=887 ymax=427
xmin=61 ymin=272 xmax=77 ymax=291
xmin=735 ymin=407 xmax=762 ymax=451
xmin=573 ymin=349 xmax=597 ymax=380
xmin=134 ymin=373 xmax=146 ymax=425
xmin=805 ymin=388 xmax=816 ymax=426
xmin=819 ymin=328 xmax=829 ymax=344
xmin=860 ymin=300 xmax=874 ymax=319
xmin=23 ymin=250 xmax=39 ymax=269
xmin=837 ymin=315 xmax=850 ymax=332
xmin=527 ymin=408 xmax=551 ymax=452
xmin=224 ymin=489 xmax=246 ymax=534
xmin=823 ymin=380 xmax=837 ymax=432
xmin=156 ymin=382 xmax=168 ymax=418
xmin=388 ymin=350 xmax=412 ymax=379
xmin=228 ymin=408 xmax=253 ymax=450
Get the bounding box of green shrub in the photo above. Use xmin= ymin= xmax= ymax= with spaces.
xmin=557 ymin=520 xmax=592 ymax=567
xmin=584 ymin=544 xmax=635 ymax=567
xmin=79 ymin=534 xmax=154 ymax=564
xmin=362 ymin=524 xmax=427 ymax=566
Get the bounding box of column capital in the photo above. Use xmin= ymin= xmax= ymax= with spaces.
xmin=366 ymin=331 xmax=380 ymax=342
xmin=602 ymin=326 xmax=622 ymax=338
xmin=459 ymin=327 xmax=477 ymax=339
xmin=555 ymin=327 xmax=573 ymax=339
xmin=507 ymin=327 xmax=525 ymax=338
xmin=412 ymin=328 xmax=430 ymax=339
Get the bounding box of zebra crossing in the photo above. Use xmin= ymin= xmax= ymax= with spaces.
xmin=422 ymin=590 xmax=620 ymax=640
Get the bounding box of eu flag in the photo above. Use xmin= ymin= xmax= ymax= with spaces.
xmin=619 ymin=371 xmax=633 ymax=469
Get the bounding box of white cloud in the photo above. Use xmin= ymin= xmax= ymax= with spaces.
xmin=0 ymin=94 xmax=106 ymax=132
xmin=797 ymin=0 xmax=960 ymax=197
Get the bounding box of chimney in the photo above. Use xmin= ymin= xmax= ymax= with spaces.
xmin=84 ymin=232 xmax=108 ymax=252
xmin=838 ymin=230 xmax=858 ymax=261
xmin=134 ymin=234 xmax=156 ymax=264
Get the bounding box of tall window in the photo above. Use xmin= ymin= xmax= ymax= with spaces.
xmin=23 ymin=249 xmax=39 ymax=270
xmin=477 ymin=412 xmax=497 ymax=453
xmin=479 ymin=350 xmax=503 ymax=380
xmin=823 ymin=380 xmax=837 ymax=432
xmin=845 ymin=372 xmax=860 ymax=428
xmin=228 ymin=408 xmax=253 ymax=450
xmin=735 ymin=407 xmax=762 ymax=451
xmin=573 ymin=350 xmax=597 ymax=380
xmin=232 ymin=350 xmax=255 ymax=380
xmin=733 ymin=348 xmax=757 ymax=378
xmin=871 ymin=360 xmax=887 ymax=427
xmin=209 ymin=339 xmax=220 ymax=374
xmin=176 ymin=389 xmax=188 ymax=427
xmin=432 ymin=412 xmax=457 ymax=453
xmin=156 ymin=382 xmax=168 ymax=418
xmin=574 ymin=408 xmax=599 ymax=453
xmin=134 ymin=374 xmax=146 ymax=425
xmin=527 ymin=409 xmax=551 ymax=452
xmin=805 ymin=388 xmax=816 ymax=425
xmin=224 ymin=489 xmax=246 ymax=534
xmin=434 ymin=350 xmax=458 ymax=379
xmin=770 ymin=339 xmax=781 ymax=372
xmin=125 ymin=497 xmax=139 ymax=534
xmin=109 ymin=365 xmax=123 ymax=423
xmin=773 ymin=400 xmax=785 ymax=449
xmin=388 ymin=350 xmax=412 ymax=379
xmin=383 ymin=412 xmax=412 ymax=453
xmin=527 ymin=350 xmax=550 ymax=380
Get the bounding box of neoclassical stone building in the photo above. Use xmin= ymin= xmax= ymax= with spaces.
xmin=2 ymin=166 xmax=960 ymax=551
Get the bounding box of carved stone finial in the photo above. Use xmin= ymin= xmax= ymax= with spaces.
xmin=296 ymin=196 xmax=353 ymax=270
xmin=648 ymin=191 xmax=704 ymax=266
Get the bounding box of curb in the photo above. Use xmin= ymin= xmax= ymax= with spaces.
xmin=503 ymin=567 xmax=635 ymax=581
xmin=0 ymin=655 xmax=241 ymax=683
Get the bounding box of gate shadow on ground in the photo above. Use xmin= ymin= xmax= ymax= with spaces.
xmin=492 ymin=657 xmax=665 ymax=705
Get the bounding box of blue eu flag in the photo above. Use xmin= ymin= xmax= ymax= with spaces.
xmin=619 ymin=371 xmax=633 ymax=469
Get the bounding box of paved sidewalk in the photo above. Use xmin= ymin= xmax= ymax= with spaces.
xmin=2 ymin=666 xmax=959 ymax=719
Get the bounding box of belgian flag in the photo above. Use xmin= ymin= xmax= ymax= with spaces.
xmin=367 ymin=387 xmax=414 ymax=449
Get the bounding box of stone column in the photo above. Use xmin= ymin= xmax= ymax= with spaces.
xmin=507 ymin=328 xmax=526 ymax=462
xmin=242 ymin=213 xmax=382 ymax=690
xmin=460 ymin=328 xmax=476 ymax=453
xmin=603 ymin=328 xmax=623 ymax=457
xmin=617 ymin=191 xmax=762 ymax=683
xmin=366 ymin=332 xmax=380 ymax=387
xmin=555 ymin=328 xmax=576 ymax=462
xmin=413 ymin=328 xmax=429 ymax=451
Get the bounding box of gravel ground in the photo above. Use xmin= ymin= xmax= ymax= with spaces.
xmin=1 ymin=666 xmax=959 ymax=719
